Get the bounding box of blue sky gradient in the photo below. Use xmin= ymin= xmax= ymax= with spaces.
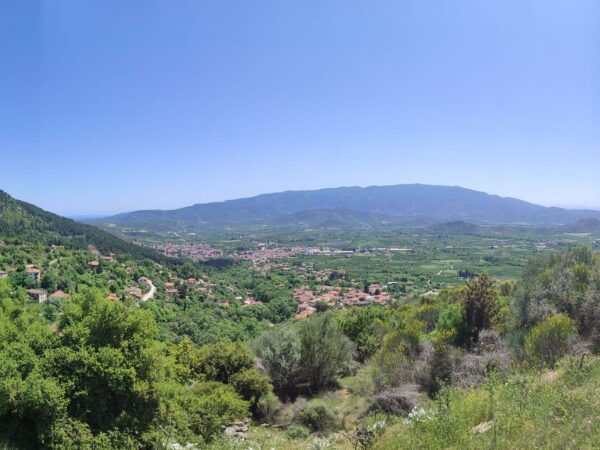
xmin=1 ymin=1 xmax=599 ymax=215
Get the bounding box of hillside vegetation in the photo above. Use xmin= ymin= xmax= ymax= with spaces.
xmin=0 ymin=241 xmax=599 ymax=448
xmin=0 ymin=190 xmax=168 ymax=263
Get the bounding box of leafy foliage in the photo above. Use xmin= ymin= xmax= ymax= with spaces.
xmin=525 ymin=314 xmax=577 ymax=366
xmin=0 ymin=291 xmax=252 ymax=448
xmin=253 ymin=313 xmax=354 ymax=397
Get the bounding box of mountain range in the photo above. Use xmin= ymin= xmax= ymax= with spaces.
xmin=92 ymin=184 xmax=600 ymax=230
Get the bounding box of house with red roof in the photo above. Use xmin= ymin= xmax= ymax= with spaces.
xmin=49 ymin=290 xmax=67 ymax=302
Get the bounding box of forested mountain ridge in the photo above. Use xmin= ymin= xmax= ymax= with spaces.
xmin=0 ymin=190 xmax=166 ymax=262
xmin=94 ymin=184 xmax=600 ymax=230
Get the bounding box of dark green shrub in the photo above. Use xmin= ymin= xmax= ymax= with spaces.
xmin=298 ymin=403 xmax=336 ymax=431
xmin=185 ymin=382 xmax=249 ymax=442
xmin=196 ymin=341 xmax=255 ymax=383
xmin=230 ymin=367 xmax=273 ymax=410
xmin=255 ymin=391 xmax=282 ymax=424
xmin=298 ymin=313 xmax=355 ymax=391
xmin=459 ymin=274 xmax=498 ymax=347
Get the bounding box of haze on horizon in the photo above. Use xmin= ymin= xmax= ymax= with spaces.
xmin=1 ymin=1 xmax=599 ymax=216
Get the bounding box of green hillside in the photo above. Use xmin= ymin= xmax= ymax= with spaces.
xmin=0 ymin=190 xmax=167 ymax=262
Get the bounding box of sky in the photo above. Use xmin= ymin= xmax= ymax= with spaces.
xmin=1 ymin=1 xmax=599 ymax=216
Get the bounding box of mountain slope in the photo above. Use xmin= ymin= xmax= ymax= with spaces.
xmin=94 ymin=184 xmax=600 ymax=229
xmin=267 ymin=208 xmax=405 ymax=227
xmin=0 ymin=190 xmax=166 ymax=262
xmin=560 ymin=218 xmax=600 ymax=234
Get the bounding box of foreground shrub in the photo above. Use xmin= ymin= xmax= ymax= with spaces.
xmin=287 ymin=424 xmax=310 ymax=440
xmin=298 ymin=403 xmax=336 ymax=431
xmin=196 ymin=341 xmax=255 ymax=383
xmin=436 ymin=303 xmax=466 ymax=344
xmin=459 ymin=274 xmax=498 ymax=347
xmin=252 ymin=327 xmax=302 ymax=396
xmin=371 ymin=318 xmax=424 ymax=391
xmin=298 ymin=313 xmax=355 ymax=391
xmin=184 ymin=382 xmax=249 ymax=441
xmin=255 ymin=391 xmax=282 ymax=424
xmin=452 ymin=329 xmax=512 ymax=389
xmin=230 ymin=367 xmax=272 ymax=411
xmin=525 ymin=314 xmax=577 ymax=366
xmin=253 ymin=313 xmax=354 ymax=397
xmin=337 ymin=307 xmax=387 ymax=361
xmin=370 ymin=384 xmax=423 ymax=415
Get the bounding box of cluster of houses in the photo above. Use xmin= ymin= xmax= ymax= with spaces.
xmin=237 ymin=246 xmax=359 ymax=263
xmin=293 ymin=284 xmax=390 ymax=319
xmin=149 ymin=242 xmax=223 ymax=261
xmin=26 ymin=288 xmax=67 ymax=304
xmin=148 ymin=241 xmax=367 ymax=265
xmin=159 ymin=275 xmax=216 ymax=298
xmin=214 ymin=296 xmax=264 ymax=308
xmin=534 ymin=241 xmax=558 ymax=251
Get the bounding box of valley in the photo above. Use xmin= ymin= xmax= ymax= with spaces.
xmin=4 ymin=2 xmax=598 ymax=447
xmin=1 ymin=189 xmax=600 ymax=449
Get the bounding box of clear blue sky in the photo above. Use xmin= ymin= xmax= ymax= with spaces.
xmin=1 ymin=1 xmax=599 ymax=215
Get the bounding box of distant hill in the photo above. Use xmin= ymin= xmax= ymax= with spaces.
xmin=560 ymin=218 xmax=600 ymax=234
xmin=0 ymin=190 xmax=166 ymax=262
xmin=427 ymin=221 xmax=485 ymax=235
xmin=93 ymin=184 xmax=600 ymax=230
xmin=267 ymin=209 xmax=404 ymax=227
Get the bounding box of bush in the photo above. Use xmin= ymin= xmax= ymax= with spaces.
xmin=230 ymin=367 xmax=272 ymax=410
xmin=298 ymin=403 xmax=336 ymax=432
xmin=254 ymin=313 xmax=354 ymax=397
xmin=403 ymin=337 xmax=460 ymax=396
xmin=525 ymin=314 xmax=577 ymax=366
xmin=459 ymin=274 xmax=498 ymax=347
xmin=371 ymin=318 xmax=424 ymax=391
xmin=255 ymin=391 xmax=282 ymax=424
xmin=337 ymin=307 xmax=386 ymax=361
xmin=436 ymin=304 xmax=465 ymax=345
xmin=184 ymin=382 xmax=249 ymax=442
xmin=196 ymin=341 xmax=255 ymax=383
xmin=370 ymin=384 xmax=422 ymax=415
xmin=512 ymin=247 xmax=596 ymax=332
xmin=252 ymin=327 xmax=302 ymax=396
xmin=287 ymin=424 xmax=310 ymax=440
xmin=453 ymin=330 xmax=512 ymax=389
xmin=298 ymin=313 xmax=355 ymax=391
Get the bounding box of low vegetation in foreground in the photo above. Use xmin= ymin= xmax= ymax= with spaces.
xmin=1 ymin=215 xmax=600 ymax=449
